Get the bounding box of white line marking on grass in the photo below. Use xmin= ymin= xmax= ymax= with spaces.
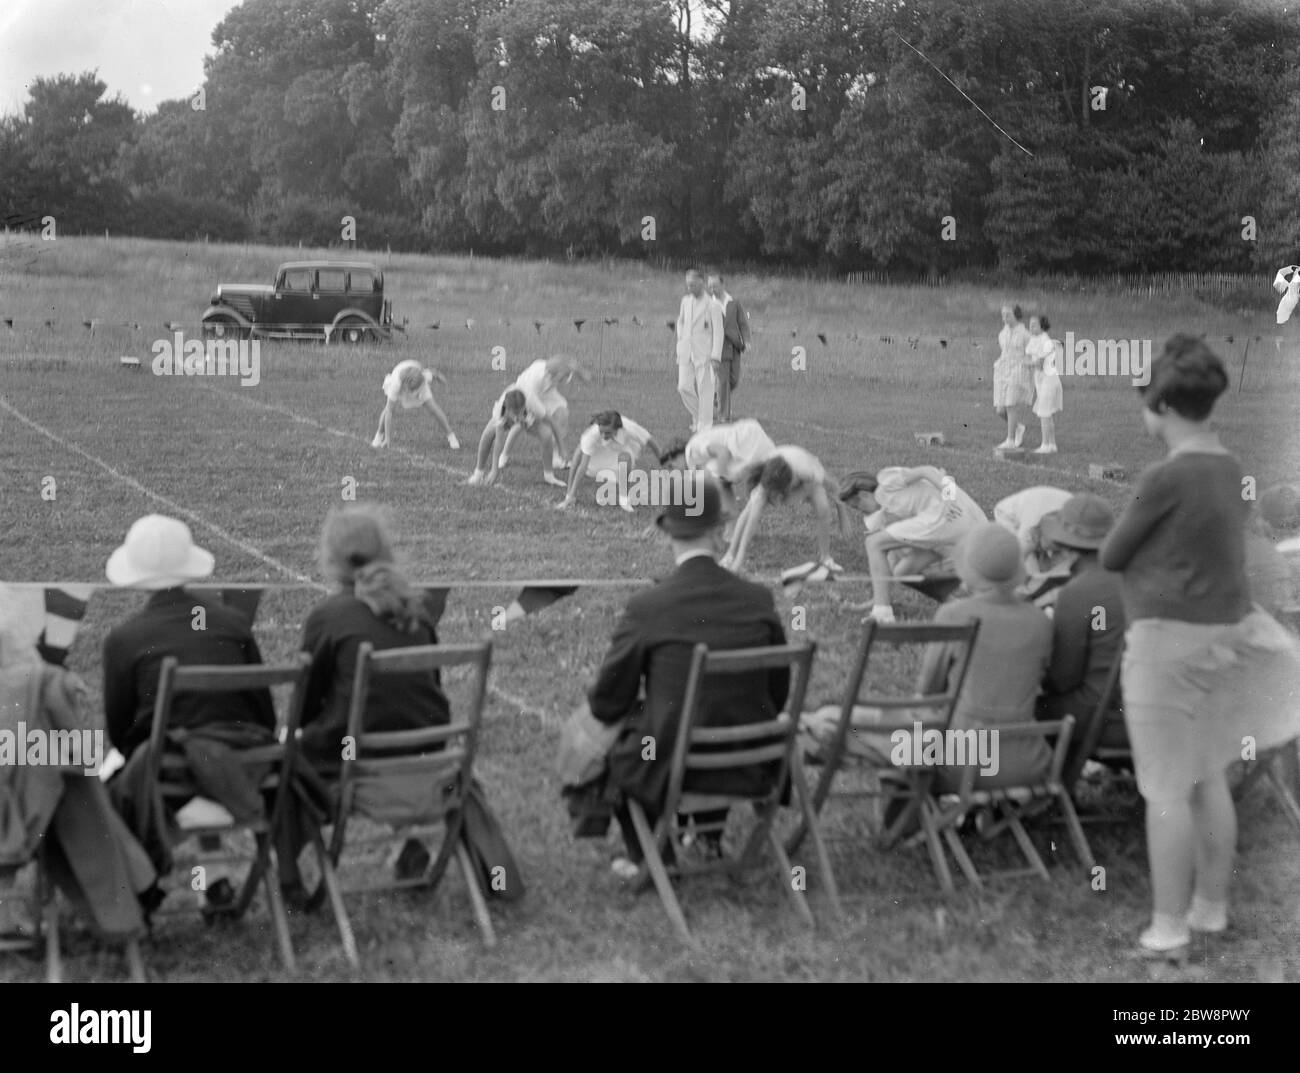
xmin=0 ymin=394 xmax=321 ymax=587
xmin=768 ymin=416 xmax=1127 ymax=487
xmin=2 ymin=393 xmax=552 ymax=724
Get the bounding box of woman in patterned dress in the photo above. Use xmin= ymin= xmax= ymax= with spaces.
xmin=993 ymin=304 xmax=1034 ymax=449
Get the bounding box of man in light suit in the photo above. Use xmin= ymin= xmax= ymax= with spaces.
xmin=708 ymin=271 xmax=751 ymax=422
xmin=675 ymin=269 xmax=724 ymax=432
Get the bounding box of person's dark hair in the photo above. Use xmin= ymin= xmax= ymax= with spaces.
xmin=1139 ymin=334 xmax=1228 ymax=420
xmin=1037 ymin=314 xmax=1051 ymax=332
xmin=839 ymin=470 xmax=879 ymax=501
xmin=591 ymin=410 xmax=622 ymax=431
xmin=659 ymin=438 xmax=688 ymax=465
xmin=758 ymin=455 xmax=796 ymax=497
xmin=502 ymin=388 xmax=526 ymax=414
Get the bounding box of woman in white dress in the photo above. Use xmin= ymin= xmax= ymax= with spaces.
xmin=1026 ymin=314 xmax=1063 ymax=454
xmin=992 ymin=304 xmax=1034 ymax=450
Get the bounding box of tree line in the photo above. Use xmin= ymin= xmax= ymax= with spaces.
xmin=2 ymin=0 xmax=1297 ymax=275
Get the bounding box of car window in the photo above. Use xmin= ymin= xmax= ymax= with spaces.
xmin=280 ymin=269 xmax=312 ymax=292
xmin=349 ymin=271 xmax=377 ymax=293
xmin=317 ymin=269 xmax=347 ymax=292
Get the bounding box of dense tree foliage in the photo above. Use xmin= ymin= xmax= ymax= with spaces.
xmin=3 ymin=0 xmax=1295 ymax=272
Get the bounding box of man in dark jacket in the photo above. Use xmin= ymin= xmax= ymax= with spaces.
xmin=586 ymin=475 xmax=789 ymax=875
xmin=708 ymin=271 xmax=751 ymax=422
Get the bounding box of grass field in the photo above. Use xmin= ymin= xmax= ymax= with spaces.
xmin=2 ymin=234 xmax=1298 ymax=982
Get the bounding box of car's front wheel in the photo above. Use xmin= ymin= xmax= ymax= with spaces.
xmin=203 ymin=316 xmax=247 ymax=341
xmin=333 ymin=318 xmax=376 ymax=345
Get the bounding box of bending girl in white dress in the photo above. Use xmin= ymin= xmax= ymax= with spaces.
xmin=556 ymin=411 xmax=662 ymax=512
xmin=496 ymin=356 xmax=589 ymax=472
xmin=372 ymin=359 xmax=459 ymax=450
xmin=721 ymin=445 xmax=856 ymax=574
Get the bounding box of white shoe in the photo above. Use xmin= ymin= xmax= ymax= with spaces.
xmin=822 ymin=557 xmax=844 ymax=573
xmin=497 ymin=453 xmax=511 ymax=469
xmin=1014 ymin=423 xmax=1026 ymax=447
xmin=447 ymin=433 xmax=460 ymax=450
xmin=1032 ymin=444 xmax=1057 ymax=454
xmin=610 ymin=857 xmax=640 ymax=881
xmin=543 ymin=472 xmax=567 ymax=488
xmin=869 ymin=605 xmax=896 ymax=623
xmin=552 ymin=453 xmax=567 ymax=469
xmin=370 ymin=433 xmax=386 ymax=448
xmin=466 ymin=470 xmax=485 ymax=486
xmin=995 ymin=439 xmax=1015 ymax=450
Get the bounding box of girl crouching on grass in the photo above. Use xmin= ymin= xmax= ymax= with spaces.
xmin=1099 ymin=334 xmax=1300 ymax=960
xmin=467 ymin=387 xmax=566 ymax=488
xmin=372 ymin=359 xmax=459 ymax=450
xmin=722 ymin=446 xmax=856 ymax=575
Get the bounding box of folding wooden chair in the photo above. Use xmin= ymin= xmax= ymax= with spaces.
xmin=922 ymin=716 xmax=1095 ymax=889
xmin=1232 ymin=739 xmax=1300 ymax=835
xmin=143 ymin=654 xmax=312 ymax=972
xmin=308 ymin=641 xmax=496 ymax=967
xmin=785 ymin=620 xmax=980 ymax=895
xmin=626 ymin=642 xmax=838 ymax=945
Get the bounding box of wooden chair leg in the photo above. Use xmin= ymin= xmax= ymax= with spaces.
xmin=313 ymin=831 xmax=360 ymax=968
xmin=1055 ymin=790 xmax=1097 ymax=869
xmin=939 ymin=824 xmax=983 ymax=889
xmin=1264 ymin=766 xmax=1300 ymax=834
xmin=43 ymin=886 xmax=61 ymax=984
xmin=768 ymin=828 xmax=815 ymax=929
xmin=1005 ymin=812 xmax=1050 ymax=880
xmin=627 ymin=800 xmax=693 ymax=945
xmin=455 ymin=840 xmax=497 ymax=948
xmin=792 ymin=752 xmax=843 ymax=919
xmin=919 ymin=800 xmax=955 ymax=895
xmin=259 ymin=838 xmax=296 ymax=972
xmin=124 ymin=938 xmax=146 ymax=982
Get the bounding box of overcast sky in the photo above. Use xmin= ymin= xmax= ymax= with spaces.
xmin=0 ymin=0 xmax=240 ymax=116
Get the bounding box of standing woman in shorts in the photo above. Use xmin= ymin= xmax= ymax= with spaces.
xmin=992 ymin=304 xmax=1034 ymax=450
xmin=1099 ymin=334 xmax=1300 ymax=959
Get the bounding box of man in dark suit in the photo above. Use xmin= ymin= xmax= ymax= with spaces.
xmin=586 ymin=475 xmax=789 ymax=875
xmin=708 ymin=271 xmax=751 ymax=422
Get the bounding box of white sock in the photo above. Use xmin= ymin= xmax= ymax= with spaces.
xmin=1187 ymin=895 xmax=1228 ymax=932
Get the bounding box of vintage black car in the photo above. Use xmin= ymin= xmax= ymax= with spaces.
xmin=201 ymin=261 xmax=397 ymax=343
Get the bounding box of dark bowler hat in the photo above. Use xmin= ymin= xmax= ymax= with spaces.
xmin=656 ymin=473 xmax=728 ymax=538
xmin=1039 ymin=493 xmax=1115 ymax=550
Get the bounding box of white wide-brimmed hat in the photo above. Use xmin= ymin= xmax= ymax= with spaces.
xmin=105 ymin=514 xmax=215 ymax=589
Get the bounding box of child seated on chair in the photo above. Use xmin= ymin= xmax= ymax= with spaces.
xmin=918 ymin=524 xmax=1053 ymax=792
xmin=800 ymin=525 xmax=1052 ymax=795
xmin=298 ymin=504 xmax=454 ymax=883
